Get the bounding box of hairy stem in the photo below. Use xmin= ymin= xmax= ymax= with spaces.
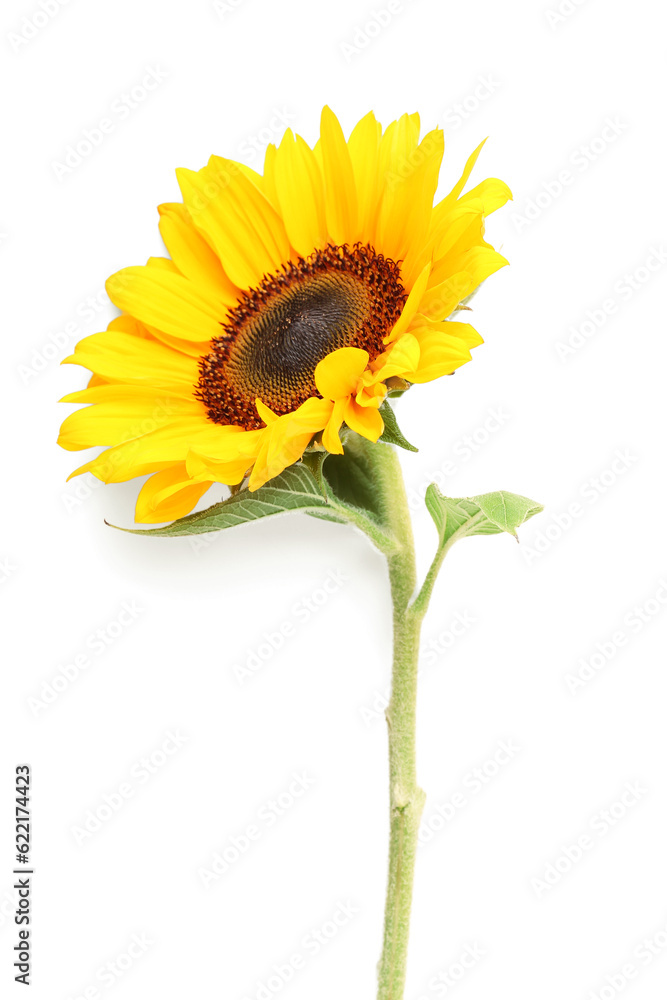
xmin=365 ymin=442 xmax=426 ymax=1000
xmin=377 ymin=598 xmax=425 ymax=1000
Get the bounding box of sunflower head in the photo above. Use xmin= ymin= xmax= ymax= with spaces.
xmin=195 ymin=242 xmax=407 ymax=429
xmin=58 ymin=107 xmax=511 ymax=523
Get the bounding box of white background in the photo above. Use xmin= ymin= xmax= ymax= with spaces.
xmin=2 ymin=0 xmax=666 ymax=998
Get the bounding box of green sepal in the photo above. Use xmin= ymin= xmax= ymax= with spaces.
xmin=299 ymin=450 xmax=329 ymax=495
xmin=304 ymin=436 xmax=400 ymax=553
xmin=378 ymin=401 xmax=418 ymax=452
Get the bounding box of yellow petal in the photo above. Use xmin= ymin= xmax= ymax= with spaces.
xmin=373 ymin=114 xmax=419 ymax=246
xmin=273 ymin=396 xmax=333 ymax=443
xmin=376 ymin=113 xmax=421 ymax=188
xmin=158 ymin=202 xmax=240 ymax=304
xmin=343 ymin=398 xmax=384 ymax=442
xmin=62 ymin=331 xmax=200 ymax=392
xmin=60 ymin=384 xmax=191 ymax=405
xmin=385 ymin=261 xmax=431 ymax=343
xmin=106 ymin=265 xmax=224 ymax=343
xmin=321 ymin=398 xmax=347 ymax=454
xmin=355 ymin=379 xmax=385 ymax=408
xmin=184 ymin=424 xmax=264 ymax=483
xmin=248 ymin=397 xmax=332 ymax=490
xmin=255 ymin=398 xmax=278 ymax=425
xmin=144 ymin=325 xmax=212 ymax=359
xmin=146 ymin=256 xmax=179 ymax=273
xmin=432 ymin=139 xmax=487 ymax=223
xmin=377 ymin=127 xmax=444 ymax=280
xmin=436 ymin=246 xmax=509 ymax=292
xmin=410 ymin=318 xmax=484 ymax=350
xmin=418 ymin=272 xmax=473 ymax=321
xmin=260 ymin=143 xmax=281 ymax=210
xmin=372 ymin=334 xmax=421 ymax=381
xmin=58 ymin=389 xmax=201 ymax=451
xmin=320 ymin=106 xmax=358 ymax=245
xmin=406 ymin=322 xmax=481 ymax=382
xmin=185 ymin=445 xmax=260 ymax=485
xmin=176 ymin=157 xmax=290 ymax=290
xmin=273 ymin=130 xmax=327 ymax=256
xmin=135 ymin=464 xmax=213 ymax=523
xmin=248 ymin=435 xmax=273 ymax=492
xmin=107 ymin=314 xmax=152 ymax=339
xmin=72 ymin=420 xmax=252 ymax=484
xmin=458 ymin=177 xmax=513 ymax=215
xmin=68 ymin=458 xmax=173 ymax=483
xmin=315 ymin=347 xmax=369 ymax=400
xmin=460 ymin=245 xmax=509 ymax=287
xmin=346 ymin=111 xmax=382 ymax=239
xmin=431 ymin=202 xmax=484 ymax=259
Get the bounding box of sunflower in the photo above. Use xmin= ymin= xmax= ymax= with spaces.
xmin=58 ymin=107 xmax=511 ymax=523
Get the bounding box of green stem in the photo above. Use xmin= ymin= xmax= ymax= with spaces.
xmin=327 ymin=445 xmax=539 ymax=994
xmin=361 ymin=441 xmax=427 ymax=1000
xmin=410 ymin=510 xmax=485 ymax=619
xmin=378 ymin=595 xmax=425 ymax=1000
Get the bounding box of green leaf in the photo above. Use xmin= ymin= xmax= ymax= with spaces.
xmin=109 ymin=465 xmax=330 ymax=537
xmin=305 ymin=510 xmax=349 ymax=525
xmin=110 ymin=447 xmax=399 ymax=553
xmin=412 ymin=486 xmax=544 ymax=617
xmin=472 ymin=492 xmax=544 ymax=538
xmin=425 ymin=485 xmax=543 ymax=549
xmin=378 ymin=401 xmax=418 ymax=452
